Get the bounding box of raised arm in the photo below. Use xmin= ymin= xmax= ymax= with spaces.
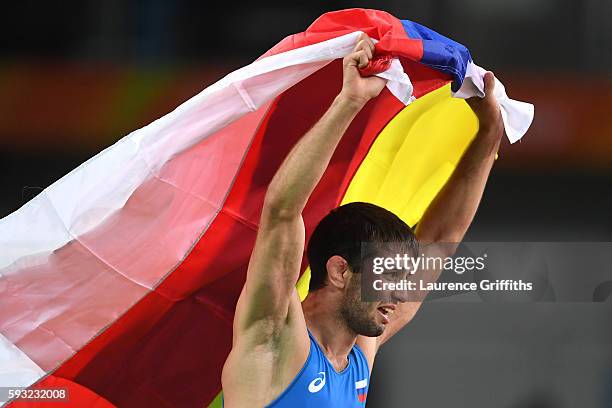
xmin=415 ymin=72 xmax=503 ymax=246
xmin=235 ymin=34 xmax=386 ymax=337
xmin=371 ymin=73 xmax=505 ymax=349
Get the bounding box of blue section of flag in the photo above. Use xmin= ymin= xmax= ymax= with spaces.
xmin=401 ymin=20 xmax=472 ymax=91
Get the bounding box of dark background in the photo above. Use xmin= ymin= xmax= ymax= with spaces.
xmin=1 ymin=1 xmax=611 ymax=407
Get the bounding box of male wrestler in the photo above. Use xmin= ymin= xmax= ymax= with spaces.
xmin=222 ymin=33 xmax=504 ymax=406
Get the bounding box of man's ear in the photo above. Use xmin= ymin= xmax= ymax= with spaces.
xmin=326 ymin=255 xmax=349 ymax=289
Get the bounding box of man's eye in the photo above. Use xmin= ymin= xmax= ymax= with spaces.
xmin=382 ymin=271 xmax=402 ymax=281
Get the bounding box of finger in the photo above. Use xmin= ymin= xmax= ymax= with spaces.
xmin=364 ymin=36 xmax=376 ymax=54
xmin=353 ymin=39 xmax=363 ymax=52
xmin=355 ymin=50 xmax=369 ymax=69
xmin=483 ymin=72 xmax=495 ymax=96
xmin=361 ymin=35 xmax=376 ymax=56
xmin=353 ymin=33 xmax=367 ymax=51
xmin=362 ymin=41 xmax=373 ymax=59
xmin=357 ymin=32 xmax=369 ymax=43
xmin=356 ymin=33 xmax=375 ymax=54
xmin=354 ymin=40 xmax=373 ymax=59
xmin=344 ymin=50 xmax=369 ymax=69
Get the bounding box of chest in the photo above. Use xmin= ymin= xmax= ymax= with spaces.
xmin=294 ymin=351 xmax=370 ymax=406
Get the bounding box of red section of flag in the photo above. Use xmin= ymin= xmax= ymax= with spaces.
xmin=8 ymin=375 xmax=115 ymax=408
xmin=357 ymin=392 xmax=367 ymax=403
xmin=359 ymin=55 xmax=393 ymax=76
xmin=263 ymin=8 xmax=424 ymax=63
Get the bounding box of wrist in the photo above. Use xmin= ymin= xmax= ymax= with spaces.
xmin=335 ymin=92 xmax=368 ymax=112
xmin=477 ymin=116 xmax=504 ymax=140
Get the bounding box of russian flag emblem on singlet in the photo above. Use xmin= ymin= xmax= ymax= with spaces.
xmin=355 ymin=379 xmax=367 ymax=403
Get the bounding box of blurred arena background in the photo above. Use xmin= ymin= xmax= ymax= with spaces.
xmin=1 ymin=1 xmax=611 ymax=407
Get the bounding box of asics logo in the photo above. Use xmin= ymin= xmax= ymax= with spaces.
xmin=308 ymin=371 xmax=326 ymax=393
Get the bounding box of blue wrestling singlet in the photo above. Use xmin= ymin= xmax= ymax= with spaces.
xmin=267 ymin=330 xmax=370 ymax=407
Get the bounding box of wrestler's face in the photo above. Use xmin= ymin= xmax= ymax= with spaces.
xmin=339 ymin=271 xmax=397 ymax=337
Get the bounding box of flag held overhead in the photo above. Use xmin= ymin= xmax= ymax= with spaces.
xmin=0 ymin=8 xmax=533 ymax=408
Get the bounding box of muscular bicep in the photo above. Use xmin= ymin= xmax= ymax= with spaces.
xmin=234 ymin=212 xmax=306 ymax=337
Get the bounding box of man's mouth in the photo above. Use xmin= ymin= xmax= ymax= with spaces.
xmin=377 ymin=305 xmax=395 ymax=324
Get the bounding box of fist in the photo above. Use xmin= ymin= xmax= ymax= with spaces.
xmin=339 ymin=33 xmax=386 ymax=107
xmin=466 ymin=72 xmax=504 ymax=136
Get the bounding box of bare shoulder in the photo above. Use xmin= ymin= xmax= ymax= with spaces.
xmin=222 ymin=289 xmax=310 ymax=407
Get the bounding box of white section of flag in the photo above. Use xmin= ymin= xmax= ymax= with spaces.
xmin=0 ymin=31 xmax=364 ymax=273
xmin=355 ymin=379 xmax=368 ymax=390
xmin=453 ymin=61 xmax=534 ymax=144
xmin=0 ymin=333 xmax=44 ymax=389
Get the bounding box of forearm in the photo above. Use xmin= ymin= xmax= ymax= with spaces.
xmin=263 ymin=95 xmax=364 ymax=219
xmin=416 ymin=123 xmax=503 ymax=245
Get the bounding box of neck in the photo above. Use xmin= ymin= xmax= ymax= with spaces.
xmin=302 ymin=289 xmax=357 ymax=369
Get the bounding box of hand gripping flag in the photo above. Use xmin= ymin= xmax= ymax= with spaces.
xmin=0 ymin=8 xmax=533 ymax=408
